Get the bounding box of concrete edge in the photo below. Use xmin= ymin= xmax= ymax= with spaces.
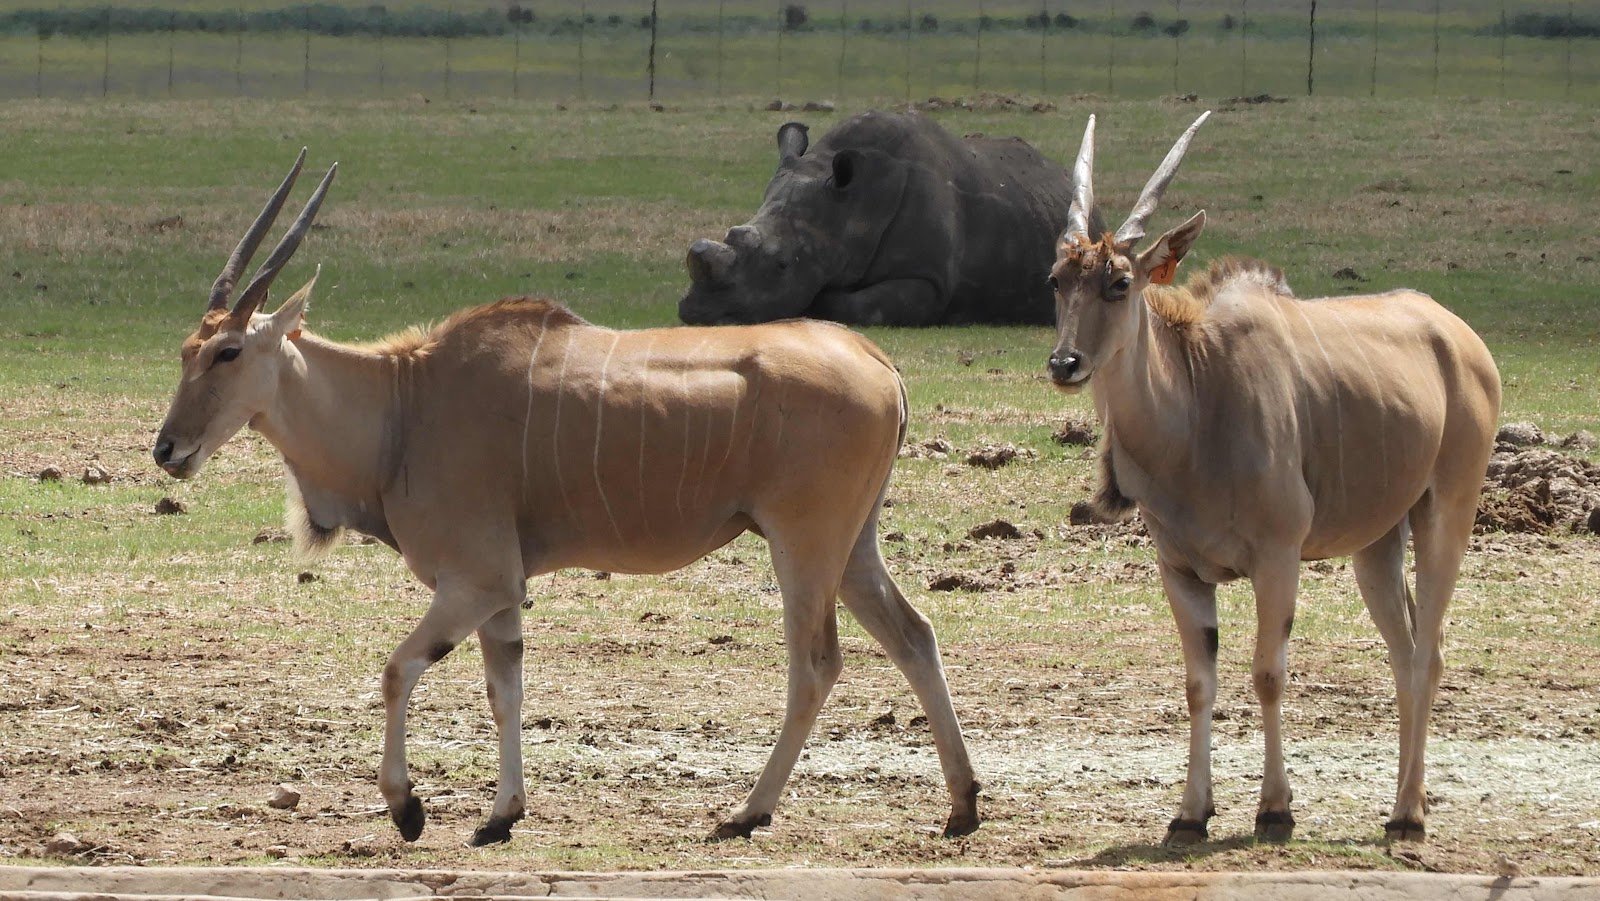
xmin=2 ymin=865 xmax=1597 ymax=901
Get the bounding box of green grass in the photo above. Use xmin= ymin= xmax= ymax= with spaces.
xmin=2 ymin=1 xmax=1597 ymax=102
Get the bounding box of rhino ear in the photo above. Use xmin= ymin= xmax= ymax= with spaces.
xmin=777 ymin=122 xmax=809 ymax=165
xmin=830 ymin=149 xmax=860 ymax=190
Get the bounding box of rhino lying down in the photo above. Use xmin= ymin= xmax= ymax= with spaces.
xmin=680 ymin=110 xmax=1080 ymax=326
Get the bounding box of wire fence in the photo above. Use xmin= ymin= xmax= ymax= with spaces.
xmin=1 ymin=2 xmax=1595 ymax=103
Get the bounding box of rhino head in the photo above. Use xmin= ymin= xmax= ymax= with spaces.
xmin=680 ymin=121 xmax=910 ymax=325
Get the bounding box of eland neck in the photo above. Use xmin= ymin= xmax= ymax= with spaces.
xmin=1092 ymin=296 xmax=1200 ymax=478
xmin=249 ymin=333 xmax=403 ymax=509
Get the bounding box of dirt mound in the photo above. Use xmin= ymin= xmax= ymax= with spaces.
xmin=1477 ymin=447 xmax=1600 ymax=535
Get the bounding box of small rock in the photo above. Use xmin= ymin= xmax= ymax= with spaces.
xmin=44 ymin=832 xmax=87 ymax=856
xmin=1496 ymin=421 xmax=1545 ymax=448
xmin=871 ymin=710 xmax=896 ymax=727
xmin=965 ymin=443 xmax=1035 ymax=469
xmin=252 ymin=528 xmax=287 ymax=544
xmin=1331 ymin=266 xmax=1366 ymax=282
xmin=38 ymin=465 xmax=63 ymax=482
xmin=82 ymin=465 xmax=111 ymax=485
xmin=296 ymin=571 xmax=318 ymax=584
xmin=264 ymin=845 xmax=290 ymax=859
xmin=1052 ymin=419 xmax=1098 ymax=446
xmin=153 ymin=497 xmax=187 ymax=516
xmin=1561 ymin=429 xmax=1597 ymax=450
xmin=267 ymin=783 xmax=302 ymax=810
xmin=801 ymin=100 xmax=835 ymax=112
xmin=592 ymin=571 xmax=611 ymax=580
xmin=1587 ymin=508 xmax=1600 ymax=535
xmin=967 ymin=519 xmax=1023 ymax=541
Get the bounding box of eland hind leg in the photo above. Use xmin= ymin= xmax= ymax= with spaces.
xmin=1385 ymin=485 xmax=1477 ymax=842
xmin=710 ymin=525 xmax=852 ymax=840
xmin=836 ymin=506 xmax=979 ymax=837
xmin=470 ymin=604 xmax=528 ymax=846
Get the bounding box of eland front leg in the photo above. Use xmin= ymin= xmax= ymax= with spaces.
xmin=379 ymin=570 xmax=522 ymax=843
xmin=1159 ymin=561 xmax=1220 ymax=845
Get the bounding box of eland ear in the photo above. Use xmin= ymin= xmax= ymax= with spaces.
xmin=269 ymin=265 xmax=319 ymax=340
xmin=1136 ymin=211 xmax=1206 ymax=286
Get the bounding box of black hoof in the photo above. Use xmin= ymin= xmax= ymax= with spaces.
xmin=1164 ymin=817 xmax=1208 ymax=846
xmin=1384 ymin=817 xmax=1426 ymax=843
xmin=942 ymin=780 xmax=982 ymax=838
xmin=1255 ymin=810 xmax=1295 ymax=843
xmin=470 ymin=814 xmax=519 ymax=847
xmin=708 ymin=812 xmax=770 ymax=841
xmin=394 ymin=795 xmax=426 ymax=842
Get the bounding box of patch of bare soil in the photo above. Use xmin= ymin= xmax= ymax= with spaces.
xmin=1477 ymin=432 xmax=1600 ymax=535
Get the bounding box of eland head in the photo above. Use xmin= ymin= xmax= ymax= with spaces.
xmin=1046 ymin=112 xmax=1210 ymax=392
xmin=152 ymin=149 xmax=336 ymax=479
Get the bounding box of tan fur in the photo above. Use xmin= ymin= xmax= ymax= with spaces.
xmin=1144 ymin=256 xmax=1293 ymax=330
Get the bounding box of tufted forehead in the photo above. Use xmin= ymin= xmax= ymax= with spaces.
xmin=1054 ymin=233 xmax=1130 ymax=277
xmin=181 ymin=309 xmax=236 ymax=361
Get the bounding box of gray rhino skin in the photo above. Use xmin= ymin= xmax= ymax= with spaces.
xmin=680 ymin=110 xmax=1082 ymax=326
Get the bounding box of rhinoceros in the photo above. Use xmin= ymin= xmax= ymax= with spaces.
xmin=679 ymin=110 xmax=1083 ymax=326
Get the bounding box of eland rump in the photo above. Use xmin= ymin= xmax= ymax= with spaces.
xmin=152 ymin=150 xmax=979 ymax=846
xmin=1045 ymin=115 xmax=1500 ymax=844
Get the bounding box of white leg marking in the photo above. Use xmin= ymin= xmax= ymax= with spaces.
xmin=593 ymin=334 xmax=625 ymax=544
xmin=551 ymin=331 xmax=582 ymax=526
xmin=520 ymin=308 xmax=555 ymax=501
xmin=676 ymin=338 xmax=708 ymax=522
xmin=636 ymin=337 xmax=656 ymax=542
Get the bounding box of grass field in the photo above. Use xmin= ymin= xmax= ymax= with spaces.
xmin=2 ymin=0 xmax=1597 ymax=102
xmin=2 ymin=95 xmax=1599 ymax=875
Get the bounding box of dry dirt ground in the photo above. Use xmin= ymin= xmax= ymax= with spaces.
xmin=3 ymin=420 xmax=1599 ymax=880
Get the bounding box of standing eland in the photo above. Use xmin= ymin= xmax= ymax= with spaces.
xmin=1044 ymin=114 xmax=1500 ymax=844
xmin=152 ymin=150 xmax=980 ymax=846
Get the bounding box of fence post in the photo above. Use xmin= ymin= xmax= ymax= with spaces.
xmin=167 ymin=13 xmax=176 ymax=97
xmin=716 ymin=0 xmax=725 ymax=98
xmin=777 ymin=1 xmax=785 ymax=98
xmin=302 ymin=5 xmax=311 ymax=96
xmin=974 ymin=0 xmax=983 ymax=92
xmin=838 ymin=0 xmax=849 ymax=102
xmin=1369 ymin=0 xmax=1378 ymax=97
xmin=1496 ymin=1 xmax=1505 ymax=97
xmin=1108 ymin=0 xmax=1117 ymax=95
xmin=649 ymin=0 xmax=659 ymax=101
xmin=578 ymin=0 xmax=587 ymax=99
xmin=1240 ymin=0 xmax=1248 ymax=94
xmin=1431 ymin=0 xmax=1440 ymax=97
xmin=1565 ymin=1 xmax=1574 ymax=98
xmin=1306 ymin=0 xmax=1316 ymax=96
xmin=101 ymin=8 xmax=110 ymax=98
xmin=903 ymin=0 xmax=911 ymax=102
xmin=1172 ymin=0 xmax=1181 ymax=94
xmin=235 ymin=7 xmax=244 ymax=96
xmin=1039 ymin=0 xmax=1048 ymax=97
xmin=34 ymin=27 xmax=44 ymax=98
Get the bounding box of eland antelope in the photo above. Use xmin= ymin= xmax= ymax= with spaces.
xmin=1044 ymin=114 xmax=1500 ymax=844
xmin=152 ymin=150 xmax=980 ymax=846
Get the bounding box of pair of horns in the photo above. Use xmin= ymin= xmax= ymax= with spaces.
xmin=1066 ymin=110 xmax=1210 ymax=248
xmin=208 ymin=147 xmax=338 ymax=320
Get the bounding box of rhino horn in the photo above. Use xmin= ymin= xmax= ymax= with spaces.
xmin=687 ymin=238 xmax=736 ymax=285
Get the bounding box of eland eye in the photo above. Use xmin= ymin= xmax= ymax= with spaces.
xmin=215 ymin=347 xmax=242 ymax=364
xmin=1112 ymin=276 xmax=1132 ymax=291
